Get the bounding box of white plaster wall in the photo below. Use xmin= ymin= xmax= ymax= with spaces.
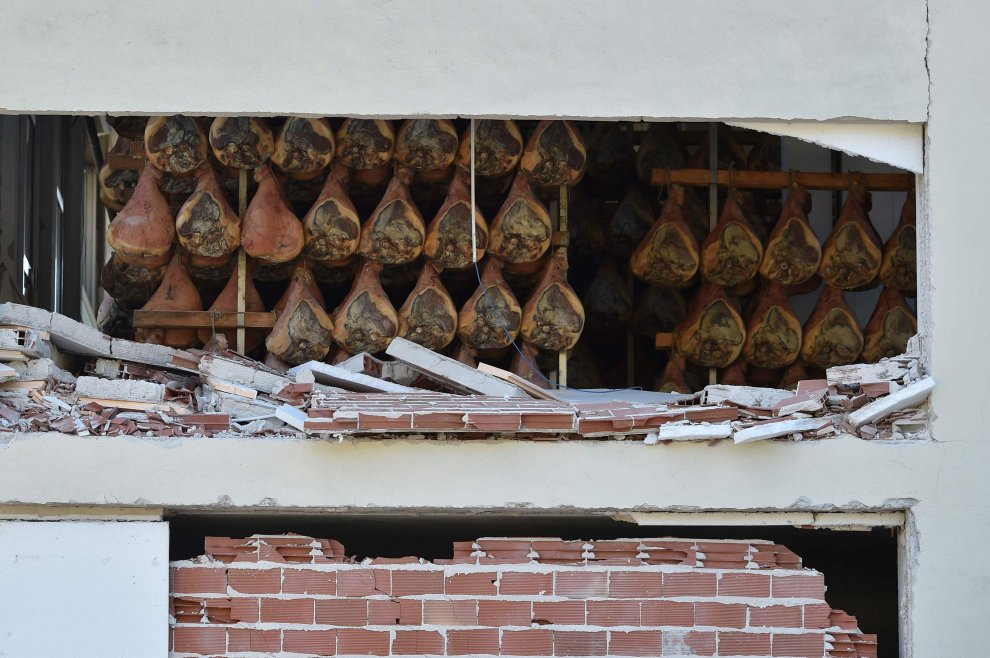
xmin=0 ymin=520 xmax=168 ymax=658
xmin=914 ymin=0 xmax=990 ymax=656
xmin=0 ymin=0 xmax=928 ymax=121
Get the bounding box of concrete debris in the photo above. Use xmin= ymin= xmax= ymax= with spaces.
xmin=0 ymin=303 xmax=932 ymax=444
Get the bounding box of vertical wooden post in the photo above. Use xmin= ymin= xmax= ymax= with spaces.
xmin=236 ymin=169 xmax=248 ymax=354
xmin=557 ymin=183 xmax=568 ymax=388
xmin=707 ymin=122 xmax=719 ymax=387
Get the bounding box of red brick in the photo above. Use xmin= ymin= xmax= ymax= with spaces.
xmin=803 ymin=603 xmax=832 ymax=629
xmin=283 ymin=629 xmax=336 ymax=656
xmin=228 ymin=628 xmax=281 ymax=652
xmin=391 ymin=570 xmax=443 ymax=596
xmin=423 ymin=600 xmax=478 ymax=625
xmin=663 ymin=572 xmax=717 ymax=597
xmin=447 ymin=629 xmax=499 ymax=655
xmin=608 ymin=631 xmax=662 ymax=656
xmin=556 ymin=571 xmax=608 ymax=598
xmin=261 ymin=598 xmax=314 ymax=623
xmin=316 ymin=599 xmax=368 ymax=626
xmin=500 ymin=572 xmax=553 ymax=595
xmin=172 ymin=567 xmax=227 ymax=594
xmin=283 ymin=569 xmax=336 ymax=595
xmin=478 ymin=600 xmax=532 ymax=626
xmin=750 ymin=605 xmax=803 ymax=628
xmin=400 ymin=599 xmax=423 ymax=625
xmin=173 ymin=626 xmax=225 ymax=654
xmin=717 ymin=632 xmax=771 ymax=655
xmin=533 ymin=600 xmax=585 ymax=625
xmin=609 ymin=572 xmax=662 ymax=598
xmin=230 ymin=597 xmax=260 ymax=623
xmin=587 ymin=600 xmax=640 ymax=626
xmin=694 ymin=602 xmax=746 ymax=628
xmin=772 ymin=575 xmax=825 ymax=600
xmin=228 ymin=568 xmax=280 ymax=594
xmin=368 ymin=599 xmax=400 ymax=625
xmin=554 ymin=631 xmax=607 ymax=656
xmin=337 ymin=569 xmax=385 ymax=597
xmin=772 ymin=633 xmax=825 ymax=657
xmin=502 ymin=629 xmax=554 ymax=656
xmin=446 ymin=571 xmax=497 ymax=595
xmin=393 ymin=630 xmax=444 ymax=655
xmin=640 ymin=600 xmax=693 ymax=627
xmin=665 ymin=631 xmax=716 ymax=656
xmin=336 ymin=629 xmax=389 ymax=656
xmin=718 ymin=573 xmax=771 ymax=598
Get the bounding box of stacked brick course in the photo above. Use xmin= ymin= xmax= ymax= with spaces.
xmin=169 ymin=534 xmax=877 ymax=658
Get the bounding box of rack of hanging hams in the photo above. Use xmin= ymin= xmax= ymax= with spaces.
xmin=100 ymin=117 xmax=915 ymax=393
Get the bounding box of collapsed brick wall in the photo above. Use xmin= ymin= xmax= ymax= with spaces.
xmin=169 ymin=535 xmax=877 ymax=658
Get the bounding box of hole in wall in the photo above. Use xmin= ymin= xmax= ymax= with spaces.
xmin=168 ymin=512 xmax=898 ymax=657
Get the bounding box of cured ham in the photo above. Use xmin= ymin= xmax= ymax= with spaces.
xmin=107 ymin=165 xmax=176 ymax=268
xmin=455 ymin=120 xmax=523 ymax=177
xmin=520 ymin=250 xmax=585 ymax=351
xmin=700 ymin=189 xmax=764 ymax=286
xmin=487 ymin=172 xmax=552 ymax=264
xmin=175 ymin=166 xmax=240 ymax=263
xmin=819 ymin=184 xmax=882 ymax=289
xmin=198 ymin=263 xmax=267 ymax=351
xmin=520 ymin=120 xmax=587 ymax=187
xmin=302 ymin=164 xmax=361 ymax=263
xmin=583 ymin=258 xmax=632 ymax=332
xmin=861 ymin=287 xmax=917 ymax=362
xmin=606 ymin=184 xmax=656 ymax=259
xmin=879 ymin=193 xmax=917 ymax=293
xmin=397 ymin=261 xmax=458 ymax=350
xmin=656 ymin=352 xmax=691 ymax=394
xmin=636 ymin=123 xmax=686 ymax=184
xmin=332 ymin=260 xmax=398 ymax=355
xmin=759 ymin=183 xmax=821 ymax=285
xmin=358 ymin=168 xmax=425 ymax=265
xmin=241 ymin=164 xmax=305 ymax=265
xmin=135 ymin=252 xmax=203 ymax=348
xmin=741 ymin=282 xmax=803 ymax=369
xmin=566 ymin=187 xmax=605 ymax=267
xmin=630 ymin=185 xmax=700 ymax=288
xmin=144 ymin=115 xmax=208 ymax=175
xmin=106 ymin=115 xmax=147 ymax=140
xmin=720 ymin=360 xmax=748 ymax=386
xmin=395 ymin=119 xmax=459 ymax=171
xmin=779 ymin=362 xmax=810 ymax=390
xmin=511 ymin=342 xmax=550 ymax=389
xmin=457 ymin=258 xmax=521 ymax=350
xmin=209 ymin=117 xmax=274 ymax=169
xmin=450 ymin=341 xmax=478 ymax=368
xmin=270 ymin=117 xmax=336 ymax=180
xmin=673 ymin=282 xmax=746 ymax=368
xmin=800 ymin=286 xmax=864 ymax=368
xmin=99 ymin=136 xmax=139 ymax=211
xmin=266 ymin=266 xmax=334 ymax=364
xmin=336 ymin=119 xmax=395 ymax=170
xmin=630 ymin=285 xmax=686 ymax=338
xmin=100 ymin=252 xmax=167 ymax=309
xmin=423 ymin=167 xmax=488 ymax=270
xmin=586 ymin=122 xmax=635 ymax=190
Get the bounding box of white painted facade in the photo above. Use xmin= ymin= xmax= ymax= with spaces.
xmin=0 ymin=521 xmax=169 ymax=658
xmin=0 ymin=0 xmax=985 ymax=656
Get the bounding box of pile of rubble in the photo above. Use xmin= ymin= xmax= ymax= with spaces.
xmin=0 ymin=303 xmax=932 ymax=443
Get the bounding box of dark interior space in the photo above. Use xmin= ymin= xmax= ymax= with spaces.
xmin=169 ymin=512 xmax=898 ymax=656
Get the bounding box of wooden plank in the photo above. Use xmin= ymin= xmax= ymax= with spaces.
xmin=236 ymin=169 xmax=248 ymax=355
xmin=476 ymin=362 xmax=564 ymax=402
xmin=386 ymin=337 xmax=527 ymax=398
xmin=655 ymin=333 xmax=674 ymax=349
xmin=649 ymin=168 xmax=914 ymax=191
xmin=132 ymin=311 xmax=276 ymax=329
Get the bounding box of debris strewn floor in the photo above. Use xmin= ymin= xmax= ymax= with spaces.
xmin=0 ymin=303 xmax=931 ymax=443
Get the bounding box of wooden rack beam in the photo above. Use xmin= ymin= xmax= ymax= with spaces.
xmin=131 ymin=311 xmax=276 ymax=330
xmin=649 ymin=168 xmax=914 ymax=191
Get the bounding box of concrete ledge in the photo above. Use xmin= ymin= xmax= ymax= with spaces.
xmin=0 ymin=432 xmax=951 ymax=512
